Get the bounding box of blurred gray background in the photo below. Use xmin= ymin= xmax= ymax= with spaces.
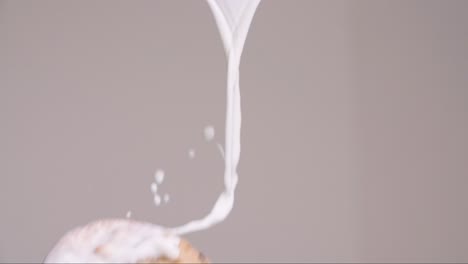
xmin=1 ymin=0 xmax=468 ymax=262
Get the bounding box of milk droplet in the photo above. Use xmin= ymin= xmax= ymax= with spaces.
xmin=151 ymin=182 xmax=158 ymax=193
xmin=163 ymin=194 xmax=170 ymax=203
xmin=154 ymin=169 xmax=165 ymax=184
xmin=126 ymin=211 xmax=132 ymax=218
xmin=204 ymin=126 xmax=215 ymax=141
xmin=188 ymin=148 xmax=196 ymax=159
xmin=154 ymin=195 xmax=161 ymax=206
xmin=216 ymin=143 xmax=225 ymax=159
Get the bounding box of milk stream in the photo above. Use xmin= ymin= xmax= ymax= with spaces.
xmin=171 ymin=0 xmax=261 ymax=235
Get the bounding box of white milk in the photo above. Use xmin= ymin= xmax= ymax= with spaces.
xmin=45 ymin=220 xmax=180 ymax=263
xmin=203 ymin=125 xmax=216 ymax=142
xmin=154 ymin=169 xmax=165 ymax=184
xmin=172 ymin=0 xmax=261 ymax=235
xmin=44 ymin=0 xmax=261 ymax=262
xmin=188 ymin=148 xmax=196 ymax=159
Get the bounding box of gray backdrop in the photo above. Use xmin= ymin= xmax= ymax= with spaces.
xmin=1 ymin=0 xmax=468 ymax=262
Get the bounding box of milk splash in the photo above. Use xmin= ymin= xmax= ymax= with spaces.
xmin=171 ymin=0 xmax=261 ymax=235
xmin=150 ymin=169 xmax=170 ymax=207
xmin=44 ymin=1 xmax=261 ymax=262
